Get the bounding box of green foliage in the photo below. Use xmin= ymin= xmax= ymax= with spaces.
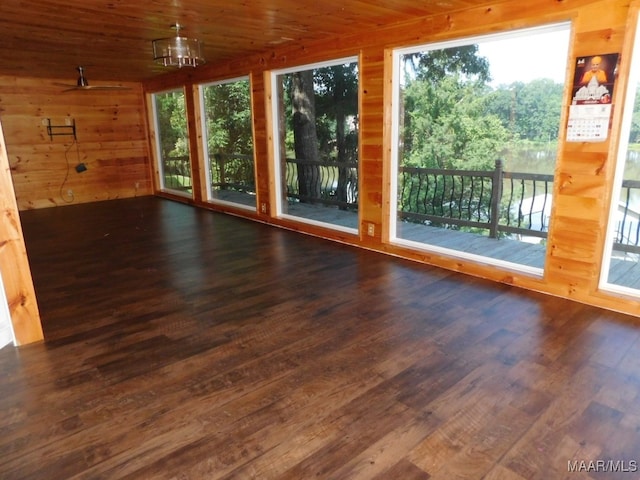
xmin=401 ymin=70 xmax=509 ymax=170
xmin=281 ymin=63 xmax=359 ymax=163
xmin=203 ymin=80 xmax=254 ymax=156
xmin=400 ymin=44 xmax=565 ymax=173
xmin=629 ymin=84 xmax=640 ymax=143
xmin=315 ymin=64 xmax=359 ymax=160
xmin=405 ymin=45 xmax=491 ymax=84
xmin=278 ymin=62 xmax=360 ymax=206
xmin=485 ymin=79 xmax=564 ymax=142
xmin=153 ymin=90 xmax=191 ymax=192
xmin=154 ymin=90 xmax=188 ymax=159
xmin=398 ymin=44 xmax=564 ymax=235
xmin=151 ymin=41 xmax=570 ymax=230
xmin=202 ymin=79 xmax=255 ymax=191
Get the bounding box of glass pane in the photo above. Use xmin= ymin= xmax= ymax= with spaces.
xmin=606 ymin=142 xmax=640 ymax=291
xmin=153 ymin=89 xmax=192 ymax=195
xmin=201 ymin=78 xmax=256 ymax=209
xmin=274 ymin=60 xmax=359 ymax=232
xmin=602 ymin=23 xmax=640 ymax=294
xmin=392 ymin=25 xmax=570 ymax=272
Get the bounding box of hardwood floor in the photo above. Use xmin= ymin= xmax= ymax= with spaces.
xmin=2 ymin=196 xmax=640 ymax=479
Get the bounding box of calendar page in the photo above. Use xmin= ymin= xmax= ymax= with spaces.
xmin=567 ymin=53 xmax=618 ymax=143
xmin=566 ymin=104 xmax=611 ymax=142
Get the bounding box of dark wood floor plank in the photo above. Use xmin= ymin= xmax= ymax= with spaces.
xmin=0 ymin=196 xmax=638 ymax=479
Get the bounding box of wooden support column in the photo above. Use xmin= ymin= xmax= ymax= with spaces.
xmin=186 ymin=83 xmax=205 ymax=203
xmin=0 ymin=119 xmax=43 ymax=345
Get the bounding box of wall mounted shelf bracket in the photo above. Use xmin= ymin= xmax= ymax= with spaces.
xmin=45 ymin=118 xmax=76 ymax=141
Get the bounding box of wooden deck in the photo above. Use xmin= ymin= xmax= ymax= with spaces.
xmin=284 ymin=201 xmax=640 ymax=289
xmin=213 ymin=191 xmax=640 ymax=288
xmin=2 ymin=196 xmax=640 ymax=479
xmin=180 ymin=193 xmax=546 ymax=271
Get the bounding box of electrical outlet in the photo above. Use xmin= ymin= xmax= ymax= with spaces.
xmin=260 ymin=202 xmax=267 ymax=214
xmin=67 ymin=189 xmax=73 ymax=197
xmin=367 ymin=223 xmax=375 ymax=236
xmin=65 ymin=117 xmax=72 ymax=126
xmin=135 ymin=181 xmax=140 ymax=189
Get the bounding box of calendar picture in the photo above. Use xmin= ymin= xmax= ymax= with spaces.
xmin=572 ymin=53 xmax=618 ymax=104
xmin=567 ymin=52 xmax=619 ymax=142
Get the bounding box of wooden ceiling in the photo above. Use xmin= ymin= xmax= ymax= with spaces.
xmin=0 ymin=0 xmax=495 ymax=85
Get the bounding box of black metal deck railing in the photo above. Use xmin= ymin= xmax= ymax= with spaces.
xmin=162 ymin=155 xmax=640 ymax=253
xmin=398 ymin=160 xmax=554 ymax=240
xmin=614 ymin=178 xmax=640 ymax=253
xmin=284 ymin=158 xmax=359 ymax=210
xmin=162 ymin=153 xmax=258 ymax=194
xmin=162 ymin=156 xmax=193 ymax=192
xmin=210 ymin=153 xmax=256 ymax=193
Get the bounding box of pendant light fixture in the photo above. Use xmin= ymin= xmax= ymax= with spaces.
xmin=152 ymin=24 xmax=205 ymax=68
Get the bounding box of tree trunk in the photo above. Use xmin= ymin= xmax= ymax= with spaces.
xmin=277 ymin=75 xmax=288 ymax=204
xmin=292 ymin=70 xmax=321 ymax=202
xmin=333 ymin=66 xmax=349 ymax=208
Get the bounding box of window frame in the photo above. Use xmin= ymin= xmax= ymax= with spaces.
xmin=388 ymin=22 xmax=571 ymax=277
xmin=150 ymin=87 xmax=193 ymax=199
xmin=269 ymin=55 xmax=360 ymax=234
xmin=599 ymin=9 xmax=640 ymax=297
xmin=198 ymin=75 xmax=257 ymax=211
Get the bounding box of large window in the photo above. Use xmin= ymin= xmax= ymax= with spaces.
xmin=390 ymin=24 xmax=570 ymax=274
xmin=271 ymin=57 xmax=359 ymax=233
xmin=200 ymin=77 xmax=256 ymax=210
xmin=152 ymin=88 xmax=192 ymax=197
xmin=601 ymin=15 xmax=640 ymax=296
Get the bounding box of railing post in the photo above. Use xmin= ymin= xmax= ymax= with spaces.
xmin=489 ymin=159 xmax=503 ymax=238
xmin=214 ymin=153 xmax=226 ymax=190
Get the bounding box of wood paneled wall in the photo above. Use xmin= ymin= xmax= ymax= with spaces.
xmin=144 ymin=0 xmax=640 ymax=318
xmin=0 ymin=76 xmax=152 ymax=210
xmin=0 ymin=75 xmax=152 ymax=344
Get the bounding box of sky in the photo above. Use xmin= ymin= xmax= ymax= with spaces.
xmin=476 ymin=28 xmax=571 ymax=87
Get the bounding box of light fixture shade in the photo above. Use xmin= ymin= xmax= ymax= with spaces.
xmin=152 ymin=25 xmax=205 ymax=68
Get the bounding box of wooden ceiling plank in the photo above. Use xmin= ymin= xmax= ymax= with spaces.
xmin=0 ymin=0 xmax=489 ymax=82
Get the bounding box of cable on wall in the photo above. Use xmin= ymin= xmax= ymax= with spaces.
xmin=59 ymin=138 xmax=81 ymax=204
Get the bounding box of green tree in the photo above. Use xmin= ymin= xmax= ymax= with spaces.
xmin=398 ymin=45 xmax=510 ymax=231
xmin=629 ymin=84 xmax=640 ymax=143
xmin=203 ymin=79 xmax=254 ymax=192
xmin=400 ymin=46 xmax=507 ymax=170
xmin=154 ymin=90 xmax=188 ymax=159
xmin=154 ymin=90 xmax=190 ymax=190
xmin=315 ymin=63 xmax=359 ymax=206
xmin=493 ymin=79 xmax=563 ymax=142
xmin=405 ymin=45 xmax=491 ymax=83
xmin=291 ymin=70 xmax=322 ymax=200
xmin=282 ymin=62 xmax=359 ymax=205
xmin=203 ymin=80 xmax=253 ymax=155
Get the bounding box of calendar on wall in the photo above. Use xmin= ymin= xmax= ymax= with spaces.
xmin=566 ymin=52 xmax=619 ymax=142
xmin=566 ymin=103 xmax=612 ymax=142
